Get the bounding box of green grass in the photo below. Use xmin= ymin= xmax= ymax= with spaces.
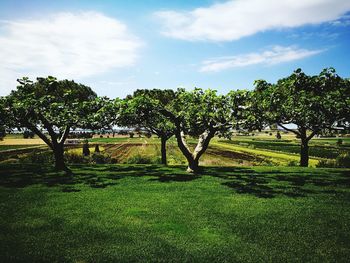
xmin=1 ymin=164 xmax=350 ymax=262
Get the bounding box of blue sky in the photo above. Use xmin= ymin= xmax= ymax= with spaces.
xmin=0 ymin=0 xmax=349 ymax=98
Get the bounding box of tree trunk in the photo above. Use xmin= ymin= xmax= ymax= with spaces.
xmin=300 ymin=138 xmax=309 ymax=167
xmin=187 ymin=158 xmax=199 ymax=173
xmin=160 ymin=136 xmax=167 ymax=165
xmin=53 ymin=144 xmax=67 ymax=171
xmin=174 ymin=129 xmax=214 ymax=173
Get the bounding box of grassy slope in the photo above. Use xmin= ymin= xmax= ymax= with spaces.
xmin=0 ymin=164 xmax=349 ymax=262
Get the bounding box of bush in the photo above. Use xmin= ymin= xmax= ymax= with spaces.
xmin=276 ymin=131 xmax=281 ymax=140
xmin=94 ymin=144 xmax=100 ymax=153
xmin=23 ymin=130 xmax=34 ymax=139
xmin=20 ymin=150 xmax=53 ymax=164
xmin=145 ymin=132 xmax=152 ymax=138
xmin=129 ymin=132 xmax=134 ymax=138
xmin=287 ymin=160 xmax=298 ymax=167
xmin=336 ymin=153 xmax=350 ymax=168
xmin=316 ymin=159 xmax=336 ymax=168
xmin=82 ymin=141 xmax=90 ymax=156
xmin=91 ymin=153 xmax=113 ymax=164
xmin=336 ymin=139 xmax=343 ymax=146
xmin=0 ymin=126 xmax=5 ymax=141
xmin=65 ymin=152 xmax=90 ymax=164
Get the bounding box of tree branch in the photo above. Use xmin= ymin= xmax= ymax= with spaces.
xmin=174 ymin=129 xmax=193 ymax=162
xmin=37 ymin=111 xmax=58 ymax=143
xmin=307 ymin=129 xmax=319 ymax=141
xmin=278 ymin=123 xmax=300 ymax=135
xmin=59 ymin=125 xmax=71 ymax=145
xmin=193 ymin=129 xmax=215 ymax=161
xmin=24 ymin=121 xmax=53 ymax=149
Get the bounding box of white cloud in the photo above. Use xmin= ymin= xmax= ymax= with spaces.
xmin=199 ymin=46 xmax=324 ymax=72
xmin=155 ymin=0 xmax=350 ymax=41
xmin=0 ymin=12 xmax=142 ymax=95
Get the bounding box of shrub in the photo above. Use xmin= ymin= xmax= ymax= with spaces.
xmin=316 ymin=159 xmax=336 ymax=168
xmin=91 ymin=153 xmax=112 ymax=164
xmin=336 ymin=139 xmax=343 ymax=146
xmin=20 ymin=150 xmax=53 ymax=164
xmin=0 ymin=126 xmax=5 ymax=141
xmin=94 ymin=144 xmax=100 ymax=153
xmin=336 ymin=153 xmax=350 ymax=168
xmin=276 ymin=131 xmax=282 ymax=140
xmin=287 ymin=160 xmax=298 ymax=167
xmin=82 ymin=140 xmax=90 ymax=156
xmin=65 ymin=152 xmax=90 ymax=164
xmin=129 ymin=132 xmax=134 ymax=138
xmin=23 ymin=130 xmax=34 ymax=139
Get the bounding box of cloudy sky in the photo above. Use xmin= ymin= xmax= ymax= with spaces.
xmin=0 ymin=0 xmax=349 ymax=98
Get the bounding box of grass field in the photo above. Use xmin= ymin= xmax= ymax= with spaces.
xmin=0 ymin=164 xmax=349 ymax=262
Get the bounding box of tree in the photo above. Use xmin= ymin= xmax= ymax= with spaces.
xmin=154 ymin=88 xmax=249 ymax=173
xmin=118 ymin=89 xmax=176 ymax=165
xmin=4 ymin=76 xmax=107 ymax=171
xmin=0 ymin=97 xmax=9 ymax=140
xmin=253 ymin=68 xmax=349 ymax=167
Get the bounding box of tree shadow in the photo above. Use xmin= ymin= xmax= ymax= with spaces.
xmin=0 ymin=164 xmax=348 ymax=198
xmin=203 ymin=166 xmax=349 ymax=199
xmin=0 ymin=164 xmax=198 ymax=191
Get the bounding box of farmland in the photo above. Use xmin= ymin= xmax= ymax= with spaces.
xmin=1 ymin=133 xmax=349 ymax=167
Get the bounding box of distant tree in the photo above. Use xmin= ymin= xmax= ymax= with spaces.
xmin=118 ymin=89 xmax=176 ymax=165
xmin=4 ymin=76 xmax=109 ymax=171
xmin=276 ymin=131 xmax=282 ymax=140
xmin=0 ymin=97 xmax=9 ymax=140
xmin=94 ymin=144 xmax=100 ymax=153
xmin=154 ymin=88 xmax=249 ymax=173
xmin=253 ymin=68 xmax=349 ymax=167
xmin=82 ymin=140 xmax=90 ymax=156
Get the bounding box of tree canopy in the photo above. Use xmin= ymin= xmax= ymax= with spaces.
xmin=253 ymin=68 xmax=349 ymax=166
xmin=4 ymin=76 xmax=106 ymax=170
xmin=154 ymin=88 xmax=250 ymax=172
xmin=118 ymin=89 xmax=176 ymax=164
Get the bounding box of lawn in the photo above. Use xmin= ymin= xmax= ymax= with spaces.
xmin=0 ymin=164 xmax=349 ymax=262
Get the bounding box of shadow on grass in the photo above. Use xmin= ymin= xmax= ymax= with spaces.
xmin=203 ymin=166 xmax=350 ymax=199
xmin=0 ymin=164 xmax=348 ymax=198
xmin=0 ymin=164 xmax=199 ymax=192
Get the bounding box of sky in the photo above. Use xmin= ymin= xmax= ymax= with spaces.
xmin=0 ymin=0 xmax=349 ymax=98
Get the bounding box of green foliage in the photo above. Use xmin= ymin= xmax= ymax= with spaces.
xmin=65 ymin=152 xmax=90 ymax=164
xmin=5 ymin=77 xmax=98 ymax=130
xmin=253 ymin=68 xmax=348 ymax=133
xmin=23 ymin=130 xmax=34 ymax=139
xmin=119 ymin=89 xmax=175 ymax=139
xmin=336 ymin=152 xmax=350 ymax=168
xmin=91 ymin=152 xmax=114 ymax=164
xmin=252 ymin=68 xmax=349 ymax=166
xmin=19 ymin=150 xmax=53 ymax=164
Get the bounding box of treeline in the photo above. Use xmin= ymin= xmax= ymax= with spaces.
xmin=0 ymin=69 xmax=349 ymax=172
